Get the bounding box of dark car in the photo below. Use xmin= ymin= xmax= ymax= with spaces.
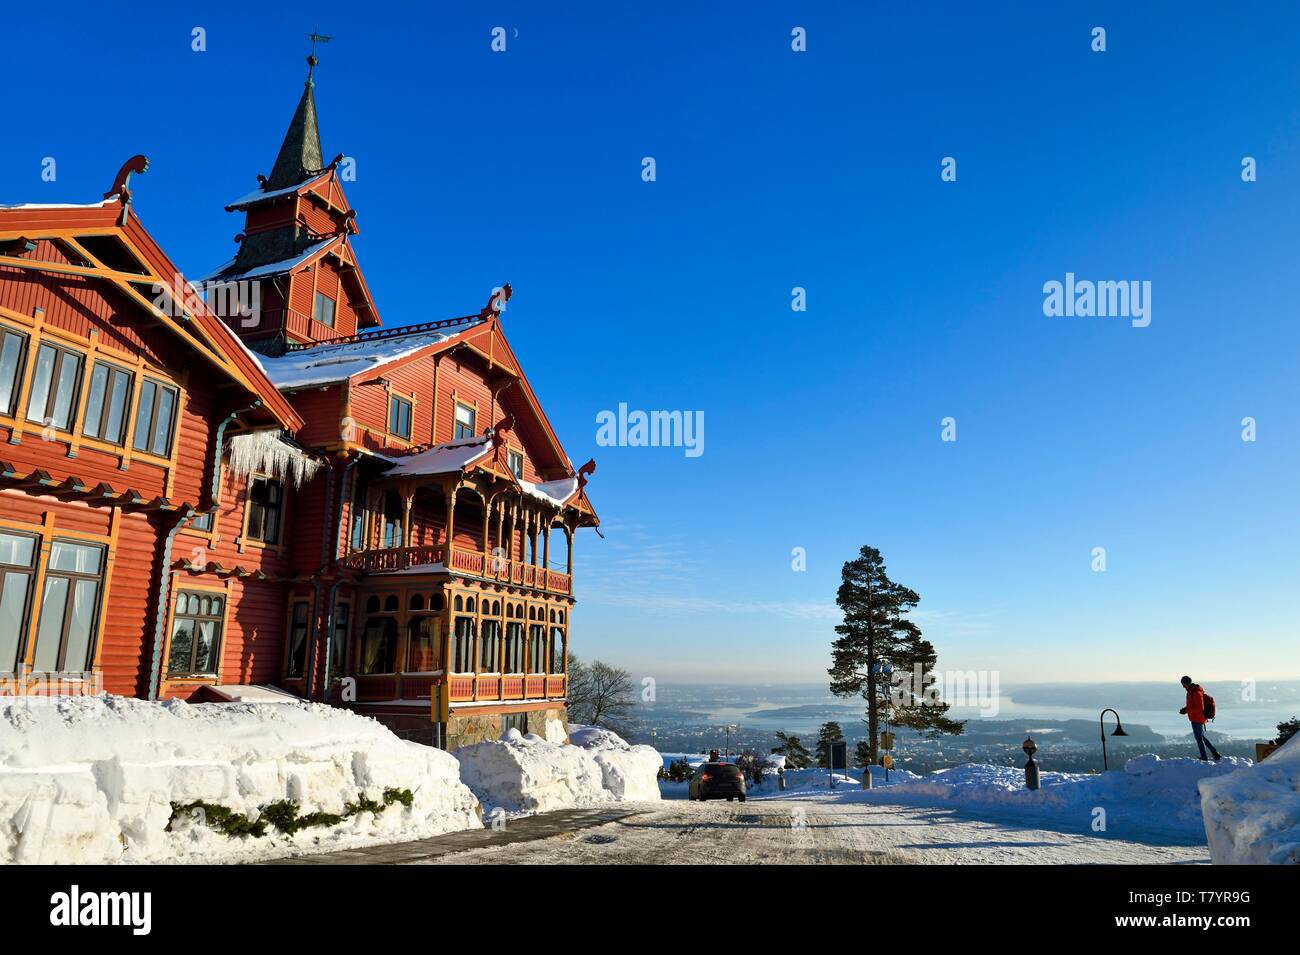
xmin=688 ymin=762 xmax=747 ymax=802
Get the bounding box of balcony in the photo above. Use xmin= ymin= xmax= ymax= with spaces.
xmin=344 ymin=544 xmax=571 ymax=595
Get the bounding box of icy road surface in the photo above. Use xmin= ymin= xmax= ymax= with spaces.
xmin=415 ymin=797 xmax=1209 ymax=865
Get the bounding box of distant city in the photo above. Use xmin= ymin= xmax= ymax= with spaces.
xmin=622 ymin=680 xmax=1300 ymax=774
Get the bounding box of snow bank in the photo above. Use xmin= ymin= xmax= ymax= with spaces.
xmin=567 ymin=724 xmax=661 ymax=801
xmin=0 ymin=695 xmax=481 ymax=864
xmin=455 ymin=729 xmax=606 ymax=814
xmin=1199 ymin=734 xmax=1300 ymax=864
xmin=456 ymin=725 xmax=662 ymax=814
xmin=842 ymin=755 xmax=1248 ymax=839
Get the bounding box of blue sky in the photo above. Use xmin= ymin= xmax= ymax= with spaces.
xmin=4 ymin=2 xmax=1297 ymax=685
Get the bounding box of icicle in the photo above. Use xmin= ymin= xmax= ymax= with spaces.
xmin=227 ymin=430 xmax=322 ymax=487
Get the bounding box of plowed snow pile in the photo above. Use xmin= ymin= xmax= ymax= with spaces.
xmin=0 ymin=695 xmax=481 ymax=864
xmin=456 ymin=724 xmax=661 ymax=814
xmin=568 ymin=724 xmax=662 ymax=801
xmin=1199 ymin=734 xmax=1300 ymax=864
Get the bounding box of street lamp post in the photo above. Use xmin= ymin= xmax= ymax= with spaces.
xmin=1099 ymin=708 xmax=1129 ymax=771
xmin=1022 ymin=736 xmax=1040 ymax=790
xmin=724 ymin=724 xmax=737 ymax=760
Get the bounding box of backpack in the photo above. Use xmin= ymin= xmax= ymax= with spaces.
xmin=1202 ymin=692 xmax=1216 ymax=720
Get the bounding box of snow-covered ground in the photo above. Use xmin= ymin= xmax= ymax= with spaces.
xmin=0 ymin=696 xmax=482 ymax=864
xmin=758 ymin=755 xmax=1246 ymax=844
xmin=417 ymin=797 xmax=1207 ymax=865
xmin=456 ymin=723 xmax=661 ymax=815
xmin=1199 ymin=733 xmax=1300 ymax=864
xmin=659 ymin=753 xmax=1246 ymax=847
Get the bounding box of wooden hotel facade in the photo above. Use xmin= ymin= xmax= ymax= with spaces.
xmin=0 ymin=61 xmax=598 ymax=747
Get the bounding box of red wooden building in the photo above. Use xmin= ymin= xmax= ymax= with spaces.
xmin=0 ymin=59 xmax=598 ymax=747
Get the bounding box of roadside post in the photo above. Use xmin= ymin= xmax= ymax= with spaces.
xmin=1023 ymin=736 xmax=1040 ymax=790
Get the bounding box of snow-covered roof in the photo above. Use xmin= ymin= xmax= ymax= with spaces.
xmin=519 ymin=476 xmax=579 ymax=508
xmin=255 ymin=320 xmax=479 ymax=390
xmin=225 ymin=172 xmax=330 ymax=210
xmin=384 ymin=437 xmax=493 ymax=477
xmin=199 ymin=235 xmax=341 ymax=284
xmin=0 ymin=196 xmax=119 ymax=210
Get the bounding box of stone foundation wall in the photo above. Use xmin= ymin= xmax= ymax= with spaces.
xmin=445 ymin=705 xmax=569 ymax=748
xmin=364 ymin=705 xmax=569 ymax=749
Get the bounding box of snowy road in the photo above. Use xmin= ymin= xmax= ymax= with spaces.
xmin=412 ymin=797 xmax=1209 ymax=865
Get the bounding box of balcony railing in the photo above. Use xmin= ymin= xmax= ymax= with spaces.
xmin=448 ymin=672 xmax=566 ymax=703
xmin=343 ymin=544 xmax=572 ymax=594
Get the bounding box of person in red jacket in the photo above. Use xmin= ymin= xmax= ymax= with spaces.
xmin=1179 ymin=675 xmax=1221 ymax=762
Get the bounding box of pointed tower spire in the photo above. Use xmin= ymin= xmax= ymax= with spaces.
xmin=266 ymin=52 xmax=325 ymax=189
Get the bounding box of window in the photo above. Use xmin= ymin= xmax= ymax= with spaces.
xmin=358 ymin=616 xmax=397 ymax=674
xmin=25 ymin=341 xmax=83 ymax=431
xmin=406 ymin=617 xmax=438 ymax=672
xmin=0 ymin=325 xmax=28 ymax=416
xmin=283 ymin=600 xmax=311 ymax=677
xmin=167 ymin=590 xmax=224 ymax=676
xmin=507 ymin=449 xmax=524 ymax=480
xmin=454 ymin=402 xmax=476 ymax=440
xmin=381 ymin=491 xmax=403 ymax=548
xmin=313 ymin=291 xmax=337 ymax=329
xmin=388 ymin=394 xmax=412 ymax=440
xmin=190 ymin=510 xmax=214 ymax=532
xmin=349 ymin=477 xmax=369 ymax=551
xmin=81 ymin=361 xmax=133 ymax=445
xmin=31 ymin=540 xmax=104 ymax=672
xmin=132 ymin=377 xmax=178 ymax=456
xmin=451 ymin=617 xmax=474 ymax=673
xmin=0 ymin=532 xmax=37 ymax=671
xmin=245 ymin=477 xmax=284 ymax=545
xmin=550 ymin=626 xmax=566 ymax=673
xmin=528 ymin=624 xmax=546 ymax=674
xmin=504 ymin=613 xmax=525 ymax=670
xmin=502 ymin=712 xmax=528 ymax=734
xmin=330 ymin=601 xmax=350 ymax=677
xmin=480 ymin=619 xmax=500 ymax=671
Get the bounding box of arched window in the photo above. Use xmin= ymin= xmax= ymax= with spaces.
xmin=409 ymin=593 xmax=425 ymax=612
xmin=480 ymin=618 xmax=500 ymax=672
xmin=454 ymin=594 xmax=463 ymax=612
xmin=406 ymin=617 xmax=438 ymax=672
xmin=358 ymin=617 xmax=397 ymax=674
xmin=504 ymin=621 xmax=524 ymax=673
xmin=550 ymin=625 xmax=565 ymax=673
xmin=365 ymin=595 xmax=380 ymax=614
xmin=466 ymin=596 xmax=476 ymax=613
xmin=451 ymin=617 xmax=475 ymax=674
xmin=528 ymin=624 xmax=546 ymax=674
xmin=383 ymin=594 xmax=399 ymax=613
xmin=430 ymin=592 xmax=445 ymax=612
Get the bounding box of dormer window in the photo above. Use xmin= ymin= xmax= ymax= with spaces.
xmin=313 ymin=291 xmax=336 ymax=329
xmin=454 ymin=402 xmax=476 ymax=440
xmin=508 ymin=449 xmax=524 ymax=480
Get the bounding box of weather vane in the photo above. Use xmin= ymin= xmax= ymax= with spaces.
xmin=305 ymin=28 xmax=333 ymax=83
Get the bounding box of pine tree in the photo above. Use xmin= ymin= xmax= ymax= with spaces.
xmin=829 ymin=545 xmax=965 ymax=764
xmin=814 ymin=721 xmax=845 ymax=768
xmin=853 ymin=739 xmax=873 ymax=769
xmin=772 ymin=730 xmax=813 ymax=769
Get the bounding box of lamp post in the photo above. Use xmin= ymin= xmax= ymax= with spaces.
xmin=724 ymin=724 xmax=737 ymax=760
xmin=1099 ymin=708 xmax=1128 ymax=771
xmin=1022 ymin=736 xmax=1040 ymax=790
